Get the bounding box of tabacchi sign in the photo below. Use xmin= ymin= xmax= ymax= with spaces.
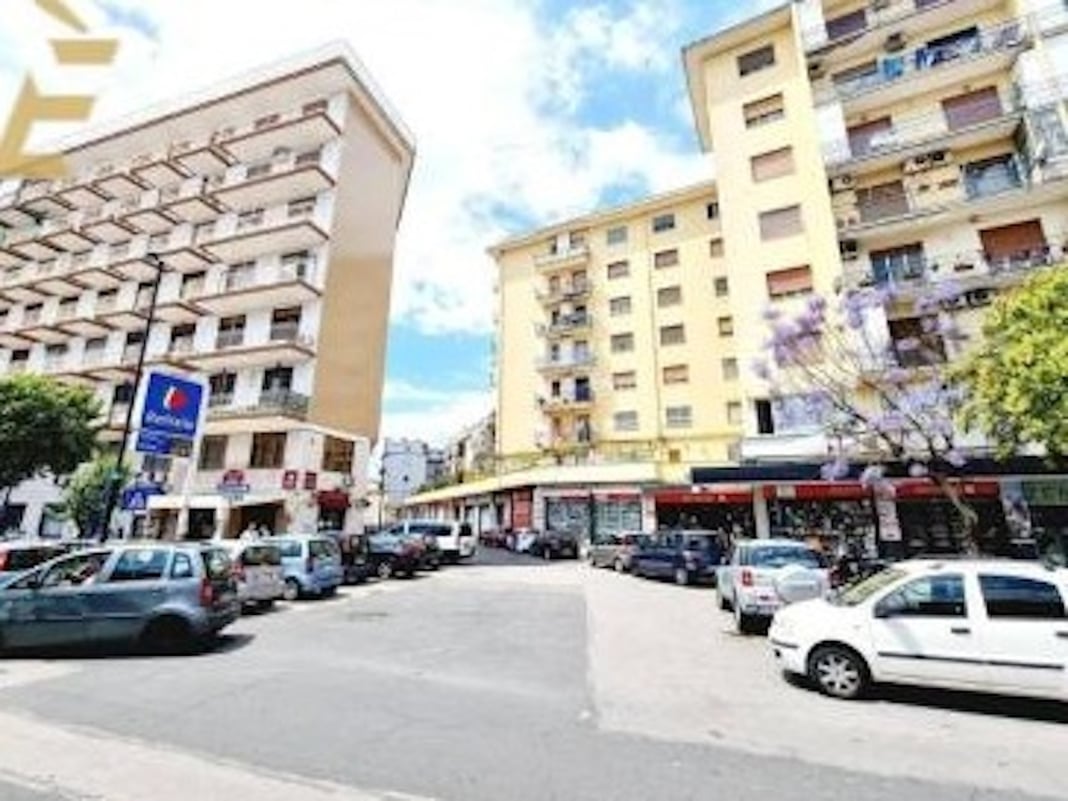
xmin=0 ymin=0 xmax=119 ymax=178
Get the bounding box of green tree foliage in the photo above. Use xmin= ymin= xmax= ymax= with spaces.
xmin=0 ymin=374 xmax=101 ymax=492
xmin=62 ymin=456 xmax=131 ymax=538
xmin=958 ymin=269 xmax=1068 ymax=461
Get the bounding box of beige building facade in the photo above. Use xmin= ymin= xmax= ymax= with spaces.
xmin=0 ymin=44 xmax=414 ymax=538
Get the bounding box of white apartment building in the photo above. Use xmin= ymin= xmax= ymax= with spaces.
xmin=0 ymin=43 xmax=414 ymax=539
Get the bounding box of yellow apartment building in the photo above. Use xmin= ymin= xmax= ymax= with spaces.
xmin=408 ymin=0 xmax=1068 ymax=556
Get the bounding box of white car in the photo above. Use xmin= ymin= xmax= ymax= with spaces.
xmin=770 ymin=560 xmax=1068 ymax=701
xmin=217 ymin=541 xmax=285 ymax=610
xmin=717 ymin=539 xmax=830 ymax=634
xmin=396 ymin=520 xmax=477 ymax=563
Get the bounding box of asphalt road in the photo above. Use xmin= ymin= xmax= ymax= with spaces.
xmin=0 ymin=549 xmax=1063 ymax=801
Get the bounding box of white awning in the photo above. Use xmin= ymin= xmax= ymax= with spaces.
xmin=147 ymin=493 xmax=286 ymax=511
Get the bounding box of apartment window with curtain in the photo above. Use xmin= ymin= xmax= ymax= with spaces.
xmin=660 ymin=324 xmax=685 ymax=346
xmin=651 ymin=213 xmax=676 ymax=233
xmin=714 ymin=276 xmax=729 ymax=297
xmin=847 ymin=117 xmax=893 ymax=158
xmin=654 ymin=249 xmax=679 ymax=268
xmin=612 ymin=371 xmax=637 ymax=390
xmin=738 ymin=44 xmax=775 ymax=77
xmin=718 ymin=316 xmax=734 ymax=336
xmin=758 ymin=205 xmax=803 ymax=240
xmin=722 ymin=357 xmax=739 ymax=381
xmin=709 ymin=238 xmax=725 ymax=258
xmin=270 ymin=307 xmax=301 ymax=341
xmin=751 ymin=147 xmax=795 ymax=182
xmin=613 ymin=411 xmax=639 ymax=432
xmin=199 ymin=435 xmax=228 ymax=470
xmin=942 ymin=86 xmax=1003 ymax=131
xmin=766 ymin=265 xmax=814 ymax=299
xmin=743 ymin=93 xmax=784 ymax=128
xmin=662 ymin=364 xmax=689 ymax=385
xmin=611 ymin=333 xmax=635 ymax=353
xmin=607 ymin=260 xmax=630 ymax=279
xmin=606 ymin=225 xmax=628 ymax=245
xmin=657 ymin=286 xmax=682 ymax=308
xmin=216 ymin=316 xmax=246 ymax=348
xmin=250 ymin=432 xmax=287 ymax=469
xmin=262 ymin=366 xmax=294 ymax=393
xmin=609 ymin=296 xmax=632 ymax=316
xmin=665 ymin=405 xmax=693 ymax=429
xmin=209 ymin=372 xmax=236 ymax=405
xmin=322 ymin=436 xmax=354 ymax=472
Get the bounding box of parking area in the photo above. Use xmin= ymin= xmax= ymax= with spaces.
xmin=0 ymin=551 xmax=1063 ymax=801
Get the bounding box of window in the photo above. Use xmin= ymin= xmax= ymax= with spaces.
xmin=759 ymin=205 xmax=803 ymax=240
xmin=613 ymin=411 xmax=639 ymax=432
xmin=652 ymin=213 xmax=675 ymax=233
xmin=870 ymin=243 xmax=925 ymax=284
xmin=209 ymin=372 xmax=235 ymax=401
xmin=743 ymin=93 xmax=784 ymax=128
xmin=717 ymin=316 xmax=734 ymax=336
xmin=979 ymin=575 xmax=1066 ymax=619
xmin=262 ymin=366 xmax=293 ymax=392
xmin=659 ymin=324 xmax=685 ymax=346
xmin=323 ymin=436 xmax=355 ymax=473
xmin=727 ymin=401 xmax=743 ymax=425
xmin=847 ymin=117 xmax=893 ymax=158
xmin=714 ymin=276 xmax=729 ymax=297
xmin=250 ymin=432 xmax=287 ymax=469
xmin=287 ymin=196 xmax=317 ymax=217
xmin=875 ymin=574 xmax=967 ymax=618
xmin=199 ymin=435 xmax=227 ymax=470
xmin=58 ymin=297 xmax=78 ymax=318
xmin=709 ymin=238 xmax=724 ymax=258
xmin=237 ymin=208 xmax=265 ymax=229
xmin=606 ymin=226 xmax=628 ymax=246
xmin=767 ymin=265 xmax=814 ymax=298
xmin=10 ymin=349 xmax=28 ymax=365
xmin=225 ymin=261 xmax=255 ymax=291
xmin=826 ymin=7 xmax=867 ymax=41
xmin=657 ymin=286 xmax=682 ymax=308
xmin=270 ymin=307 xmax=301 ymax=341
xmin=665 ymin=405 xmax=693 ymax=429
xmin=832 ymin=60 xmax=878 ymax=91
xmin=217 ymin=316 xmax=246 ymax=348
xmin=756 ymin=399 xmax=774 ymax=434
xmin=722 ymin=358 xmax=739 ymax=380
xmin=181 ymin=271 xmax=206 ymax=298
xmin=113 ymin=382 xmax=134 ymax=405
xmin=612 ymin=371 xmax=636 ymax=390
xmin=751 ymin=147 xmax=795 ymax=182
xmin=662 ymin=364 xmax=689 ymax=385
xmin=654 ymin=249 xmax=679 ymax=269
xmin=106 ymin=549 xmax=169 ymax=582
xmin=607 ymin=260 xmax=630 ymax=280
xmin=738 ymin=44 xmax=775 ymax=77
xmin=609 ymin=296 xmax=632 ymax=316
xmin=889 ymin=317 xmax=946 ymax=367
xmin=171 ymin=553 xmax=194 ymax=579
xmin=611 ymin=333 xmax=634 ymax=353
xmin=706 ymin=201 xmax=720 ymax=220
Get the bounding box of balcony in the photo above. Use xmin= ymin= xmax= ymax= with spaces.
xmin=217 ymin=103 xmax=342 ymax=164
xmin=152 ymin=299 xmax=201 ymax=325
xmin=196 ymin=260 xmax=320 ymax=316
xmin=816 ymin=19 xmax=1029 ymax=114
xmin=539 ymin=312 xmax=593 ymax=339
xmin=0 ymin=199 xmax=39 ymax=229
xmin=826 ymin=102 xmax=1023 ymax=176
xmin=536 ymin=354 xmax=596 ymax=374
xmin=171 ymin=137 xmax=233 ymax=175
xmin=185 ymin=331 xmax=316 ymax=371
xmin=54 ymin=171 xmax=112 ymax=210
xmin=202 ymin=202 xmax=328 ymax=264
xmin=210 ymin=149 xmax=335 ymax=210
xmin=535 ymin=245 xmax=590 ymax=273
xmin=536 ymin=281 xmax=590 ymax=306
xmin=55 ymin=310 xmax=113 ymax=339
xmin=159 ymin=176 xmax=227 ymax=224
xmin=540 ymin=391 xmax=595 ymax=414
xmin=81 ymin=206 xmax=140 ymax=244
xmin=120 ymin=190 xmax=182 ymax=235
xmin=130 ymin=149 xmax=190 ymax=189
xmin=92 ymin=163 xmax=148 ymax=199
xmin=208 ymin=389 xmax=310 ymax=422
xmin=41 ymin=216 xmax=100 ymax=253
xmin=4 ymin=225 xmax=62 ymax=262
xmin=16 ymin=182 xmax=70 ymax=219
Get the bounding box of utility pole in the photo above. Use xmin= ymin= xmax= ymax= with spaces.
xmin=99 ymin=254 xmax=165 ymax=541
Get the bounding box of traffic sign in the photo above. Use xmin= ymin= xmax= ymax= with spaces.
xmin=121 ymin=483 xmax=164 ymax=512
xmin=135 ymin=429 xmax=173 ymax=455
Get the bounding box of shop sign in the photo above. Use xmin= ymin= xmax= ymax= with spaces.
xmin=875 ymin=497 xmax=902 ymax=542
xmin=282 ymin=470 xmax=299 ymax=490
xmin=654 ymin=486 xmax=753 ymax=505
xmin=1022 ymin=480 xmax=1068 ymax=507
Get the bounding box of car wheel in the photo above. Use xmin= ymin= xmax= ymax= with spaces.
xmin=808 ymin=644 xmax=870 ymax=700
xmin=733 ymin=603 xmax=755 ymax=635
xmin=718 ymin=590 xmax=731 ymax=611
xmin=282 ymin=578 xmax=300 ymax=602
xmin=141 ymin=616 xmax=196 ymax=655
xmin=322 ymin=586 xmax=338 ymax=598
xmin=541 ymin=546 xmax=552 ymax=561
xmin=376 ymin=561 xmax=393 ymax=580
xmin=674 ymin=567 xmax=690 ymax=586
xmin=613 ymin=558 xmax=625 ymax=573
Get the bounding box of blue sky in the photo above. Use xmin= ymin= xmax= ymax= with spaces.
xmin=0 ymin=0 xmax=770 ymax=446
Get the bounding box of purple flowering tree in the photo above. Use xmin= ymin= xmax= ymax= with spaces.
xmin=754 ymin=282 xmax=982 ymax=553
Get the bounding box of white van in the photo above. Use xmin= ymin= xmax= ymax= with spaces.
xmin=399 ymin=520 xmax=477 ymax=563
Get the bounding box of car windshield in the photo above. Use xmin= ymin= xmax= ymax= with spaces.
xmin=200 ymin=548 xmax=232 ymax=580
xmin=242 ymin=545 xmax=281 ymax=567
xmin=683 ymin=535 xmax=717 ymax=552
xmin=748 ymin=545 xmax=825 ymax=568
xmin=273 ymin=539 xmax=303 ymax=558
xmin=832 ymin=567 xmax=907 ymax=606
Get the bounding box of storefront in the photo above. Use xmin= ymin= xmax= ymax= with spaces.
xmin=542 ymin=490 xmax=591 ymax=535
xmin=592 ymin=491 xmax=642 ymax=535
xmin=652 ymin=487 xmax=754 ymax=536
xmin=316 ymin=490 xmax=351 ymax=531
xmin=1016 ymin=480 xmax=1068 ymax=564
xmin=766 ymin=483 xmax=877 ymax=556
xmin=893 ymin=480 xmax=1007 ymax=557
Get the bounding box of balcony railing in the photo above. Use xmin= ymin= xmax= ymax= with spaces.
xmin=269 ymin=322 xmax=301 ymax=342
xmin=541 ymin=391 xmax=595 ymax=411
xmin=537 ymin=282 xmax=590 ymax=303
xmin=122 ymin=344 xmax=142 ymax=364
xmin=82 ymin=348 xmax=106 ymax=367
xmin=825 ymin=19 xmax=1028 ymax=103
xmin=534 ymin=245 xmax=590 ymax=269
xmin=536 ymin=354 xmax=596 ymax=371
xmin=803 ymin=0 xmax=962 ymax=53
xmin=542 ymin=313 xmax=592 ymax=336
xmin=851 ymin=244 xmax=1062 ymax=289
xmin=167 ymin=337 xmax=195 ymax=355
xmin=259 ymin=389 xmax=310 ymax=415
xmin=208 ymin=391 xmax=234 ymax=408
xmin=216 ymin=330 xmax=246 ymax=349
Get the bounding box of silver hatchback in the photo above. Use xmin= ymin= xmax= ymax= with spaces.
xmin=0 ymin=542 xmax=239 ymax=654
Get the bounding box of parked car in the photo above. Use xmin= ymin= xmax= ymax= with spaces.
xmin=389 ymin=526 xmax=442 ymax=571
xmin=717 ymin=539 xmax=830 ymax=633
xmin=588 ymin=532 xmax=648 ymax=572
xmin=366 ymin=533 xmax=422 ymax=579
xmin=0 ymin=542 xmax=68 ymax=579
xmin=770 ymin=559 xmax=1068 ymax=702
xmin=529 ymin=530 xmax=579 ymax=560
xmin=632 ymin=531 xmax=723 ymax=586
xmin=0 ymin=542 xmax=238 ymax=654
xmin=391 ymin=520 xmax=477 ymax=563
xmin=318 ymin=530 xmax=373 ymax=584
xmin=510 ymin=528 xmax=539 ymax=553
xmin=267 ymin=535 xmax=343 ymax=601
xmin=217 ymin=541 xmax=285 ymax=611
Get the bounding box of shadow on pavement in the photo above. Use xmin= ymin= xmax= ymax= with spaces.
xmin=0 ymin=632 xmax=255 ymax=661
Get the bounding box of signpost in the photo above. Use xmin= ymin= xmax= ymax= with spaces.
xmin=136 ymin=372 xmax=204 ymax=455
xmin=121 ymin=482 xmax=164 ymax=512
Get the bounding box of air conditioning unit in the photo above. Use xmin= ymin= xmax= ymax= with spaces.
xmin=904 ymin=155 xmax=931 ymax=173
xmin=840 ymin=239 xmax=860 ymax=260
xmin=885 ymin=32 xmax=906 ymax=52
xmin=966 ymin=288 xmax=994 ymax=307
xmin=831 ymin=174 xmax=855 ymax=192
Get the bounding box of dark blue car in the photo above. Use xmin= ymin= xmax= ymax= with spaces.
xmin=632 ymin=531 xmax=723 ymax=586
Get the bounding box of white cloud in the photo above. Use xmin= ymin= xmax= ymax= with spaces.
xmin=0 ymin=0 xmax=710 ymax=337
xmin=379 ymin=380 xmax=493 ymax=449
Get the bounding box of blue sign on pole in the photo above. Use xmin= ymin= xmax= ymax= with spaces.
xmin=121 ymin=483 xmax=164 ymax=512
xmin=138 ymin=372 xmax=203 ymax=454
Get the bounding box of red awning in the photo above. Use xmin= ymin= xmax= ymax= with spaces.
xmin=316 ymin=490 xmax=351 ymax=510
xmin=772 ymin=482 xmax=869 ymax=501
xmin=894 ymin=479 xmax=1000 ymax=499
xmin=653 ymin=487 xmax=753 ymax=505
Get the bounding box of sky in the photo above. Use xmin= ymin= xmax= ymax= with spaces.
xmin=0 ymin=0 xmax=774 ymax=448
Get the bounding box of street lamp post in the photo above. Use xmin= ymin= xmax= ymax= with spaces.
xmin=99 ymin=253 xmax=166 ymax=541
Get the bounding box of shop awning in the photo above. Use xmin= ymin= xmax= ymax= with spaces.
xmin=653 ymin=486 xmax=753 ymax=505
xmin=147 ymin=493 xmax=286 ymax=511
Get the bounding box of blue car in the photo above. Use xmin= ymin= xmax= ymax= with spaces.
xmin=267 ymin=535 xmax=343 ymax=600
xmin=632 ymin=530 xmax=724 ymax=586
